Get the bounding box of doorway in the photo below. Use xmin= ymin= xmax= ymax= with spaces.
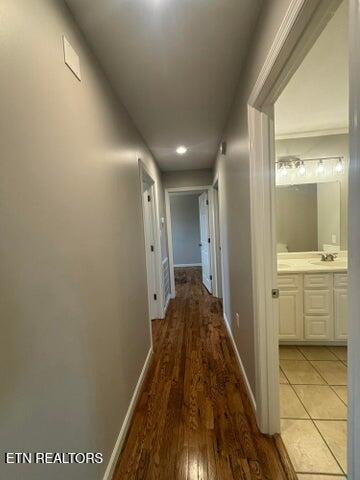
xmin=139 ymin=161 xmax=163 ymax=322
xmin=274 ymin=3 xmax=348 ymax=476
xmin=247 ymin=0 xmax=355 ymax=476
xmin=165 ymin=185 xmax=219 ymax=298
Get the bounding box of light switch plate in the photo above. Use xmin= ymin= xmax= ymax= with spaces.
xmin=63 ymin=36 xmax=81 ymax=81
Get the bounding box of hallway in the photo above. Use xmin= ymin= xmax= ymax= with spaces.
xmin=114 ymin=268 xmax=292 ymax=479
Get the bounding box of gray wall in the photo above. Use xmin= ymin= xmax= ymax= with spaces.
xmin=214 ymin=0 xmax=293 ymax=395
xmin=162 ymin=168 xmax=213 ymax=188
xmin=0 ymin=1 xmax=163 ymax=479
xmin=276 ymin=134 xmax=349 ymax=249
xmin=170 ymin=195 xmax=201 ymax=266
xmin=276 ymin=184 xmax=318 ymax=252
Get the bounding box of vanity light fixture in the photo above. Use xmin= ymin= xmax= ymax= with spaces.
xmin=335 ymin=158 xmax=344 ymax=173
xmin=316 ymin=160 xmax=325 ymax=175
xmin=176 ymin=146 xmax=187 ymax=155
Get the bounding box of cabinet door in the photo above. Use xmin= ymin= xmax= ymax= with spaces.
xmin=304 ymin=289 xmax=331 ymax=315
xmin=334 ymin=288 xmax=348 ymax=340
xmin=305 ymin=315 xmax=332 ymax=340
xmin=279 ymin=290 xmax=303 ymax=340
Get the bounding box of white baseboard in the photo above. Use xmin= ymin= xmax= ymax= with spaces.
xmin=102 ymin=347 xmax=153 ymax=480
xmin=223 ymin=313 xmax=257 ymax=415
xmin=174 ymin=263 xmax=202 ymax=267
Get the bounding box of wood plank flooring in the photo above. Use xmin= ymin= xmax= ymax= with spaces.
xmin=114 ymin=267 xmax=293 ymax=480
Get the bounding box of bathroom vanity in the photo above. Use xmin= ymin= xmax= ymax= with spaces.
xmin=278 ymin=253 xmax=348 ymax=344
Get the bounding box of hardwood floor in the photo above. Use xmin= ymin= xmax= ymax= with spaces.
xmin=114 ymin=267 xmax=294 ymax=479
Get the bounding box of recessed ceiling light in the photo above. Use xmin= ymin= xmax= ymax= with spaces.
xmin=176 ymin=146 xmax=187 ymax=155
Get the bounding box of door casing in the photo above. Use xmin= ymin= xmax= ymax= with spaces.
xmin=139 ymin=160 xmax=164 ymax=326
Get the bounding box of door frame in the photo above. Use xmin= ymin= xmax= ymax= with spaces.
xmin=212 ymin=175 xmax=223 ymax=300
xmin=139 ymin=160 xmax=164 ymax=323
xmin=165 ymin=185 xmax=219 ymax=298
xmin=247 ymin=0 xmax=345 ymax=437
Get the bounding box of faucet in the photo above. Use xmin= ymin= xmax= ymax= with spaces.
xmin=320 ymin=253 xmax=338 ymax=262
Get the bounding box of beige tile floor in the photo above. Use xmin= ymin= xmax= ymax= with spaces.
xmin=279 ymin=345 xmax=347 ymax=479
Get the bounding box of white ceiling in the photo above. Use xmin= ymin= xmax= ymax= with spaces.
xmin=66 ymin=0 xmax=262 ymax=171
xmin=275 ymin=0 xmax=348 ymax=139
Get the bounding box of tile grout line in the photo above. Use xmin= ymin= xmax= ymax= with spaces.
xmin=309 ymin=359 xmax=347 ymax=387
xmin=329 ymin=385 xmax=348 ymax=407
xmin=279 ymin=365 xmax=292 ymax=385
xmin=281 ymin=388 xmax=344 ymax=476
xmin=311 ymin=419 xmax=347 ymax=477
xmin=279 ymin=347 xmax=348 ymax=477
xmin=284 ymin=358 xmax=347 ymax=477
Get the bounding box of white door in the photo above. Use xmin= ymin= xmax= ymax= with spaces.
xmin=143 ymin=185 xmax=158 ymax=319
xmin=199 ymin=192 xmax=212 ymax=293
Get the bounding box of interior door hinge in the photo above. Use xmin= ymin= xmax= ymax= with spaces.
xmin=272 ymin=289 xmax=279 ymax=299
xmin=150 ymin=245 xmax=154 ymax=252
xmin=210 ymin=275 xmax=212 ymax=281
xmin=208 ymin=238 xmax=211 ymax=243
xmin=206 ymin=199 xmax=209 ymax=205
xmin=147 ymin=195 xmax=151 ymax=202
xmin=153 ymin=294 xmax=157 ymax=301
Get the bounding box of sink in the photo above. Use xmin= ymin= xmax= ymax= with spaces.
xmin=278 ymin=263 xmax=291 ymax=269
xmin=310 ymin=260 xmax=347 ymax=268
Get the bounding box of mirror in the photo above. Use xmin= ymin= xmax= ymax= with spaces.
xmin=276 ymin=181 xmax=340 ymax=252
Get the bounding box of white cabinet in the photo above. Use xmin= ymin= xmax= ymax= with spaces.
xmin=304 ymin=290 xmax=332 ymax=315
xmin=279 ymin=274 xmax=303 ymax=341
xmin=334 ymin=273 xmax=348 ymax=341
xmin=334 ymin=289 xmax=348 ymax=340
xmin=305 ymin=315 xmax=332 ymax=340
xmin=304 ymin=274 xmax=333 ymax=341
xmin=279 ymin=290 xmax=303 ymax=340
xmin=278 ymin=271 xmax=347 ymax=343
xmin=304 ymin=273 xmax=332 ymax=289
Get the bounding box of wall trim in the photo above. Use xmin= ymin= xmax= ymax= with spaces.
xmin=138 ymin=159 xmax=164 ymax=324
xmin=276 ymin=127 xmax=348 ymax=141
xmin=223 ymin=313 xmax=257 ymax=415
xmin=248 ymin=0 xmax=306 ymax=108
xmin=102 ymin=348 xmax=153 ymax=480
xmin=174 ymin=263 xmax=202 ymax=267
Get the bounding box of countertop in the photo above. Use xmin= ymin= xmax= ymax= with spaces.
xmin=277 ymin=254 xmax=348 ymax=274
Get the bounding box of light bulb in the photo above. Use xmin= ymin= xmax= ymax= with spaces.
xmin=316 ymin=160 xmax=325 ymax=175
xmin=335 ymin=159 xmax=344 ymax=173
xmin=279 ymin=164 xmax=288 ymax=177
xmin=298 ymin=161 xmax=306 ymax=176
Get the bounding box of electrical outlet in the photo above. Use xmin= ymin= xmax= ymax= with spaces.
xmin=235 ymin=313 xmax=240 ymax=328
xmin=332 ymin=234 xmax=337 ymax=244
